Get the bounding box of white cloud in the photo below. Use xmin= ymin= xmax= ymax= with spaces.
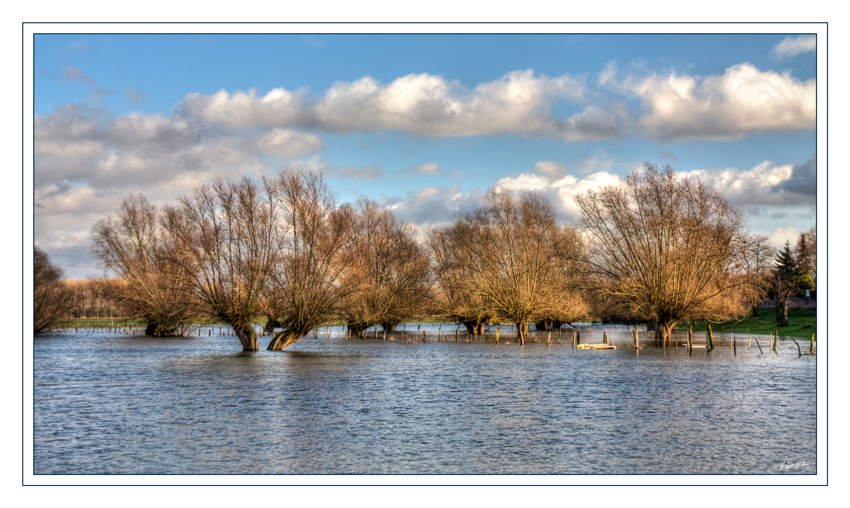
xmin=494 ymin=170 xmax=623 ymax=221
xmin=410 ymin=162 xmax=441 ymax=175
xmin=315 ymin=70 xmax=588 ymax=137
xmin=764 ymin=226 xmax=802 ymax=249
xmin=624 ymin=63 xmax=815 ymax=141
xmin=771 ymin=36 xmax=816 ymax=58
xmin=177 ymin=70 xmax=606 ymax=140
xmin=253 ymin=129 xmax=323 ymax=157
xmin=181 ymin=87 xmax=314 ymax=129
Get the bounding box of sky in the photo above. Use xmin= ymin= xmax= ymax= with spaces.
xmin=32 ymin=32 xmax=818 ymax=279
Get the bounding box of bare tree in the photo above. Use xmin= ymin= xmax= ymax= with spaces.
xmin=91 ymin=195 xmax=200 ymax=336
xmin=576 ymin=163 xmax=747 ymax=345
xmin=340 ymin=199 xmax=432 ymax=336
xmin=34 ymin=246 xmax=76 ymax=334
xmin=427 ymin=226 xmax=495 ymax=335
xmin=165 ymin=177 xmax=278 ymax=351
xmin=736 ymin=233 xmax=776 ymax=317
xmin=433 ymin=190 xmax=586 ymax=344
xmin=265 ymin=170 xmax=362 ymax=351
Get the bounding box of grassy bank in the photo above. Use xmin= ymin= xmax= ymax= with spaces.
xmin=675 ymin=307 xmax=816 ymax=339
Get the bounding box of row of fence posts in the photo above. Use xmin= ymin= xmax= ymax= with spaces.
xmin=51 ymin=322 xmax=816 ymax=356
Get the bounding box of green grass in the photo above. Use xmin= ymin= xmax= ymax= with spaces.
xmin=675 ymin=307 xmax=817 ymax=339
xmin=59 ymin=318 xmax=148 ymax=328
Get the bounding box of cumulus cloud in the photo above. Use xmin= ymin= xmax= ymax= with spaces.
xmin=685 ymin=156 xmax=817 ymax=209
xmin=771 ymin=35 xmax=816 ymax=58
xmin=178 ymin=70 xmax=610 ymax=140
xmin=253 ymin=129 xmax=324 ymax=158
xmin=181 ymin=87 xmax=315 ymax=129
xmin=493 ymin=169 xmax=623 ymax=222
xmin=614 ymin=63 xmax=814 ymax=141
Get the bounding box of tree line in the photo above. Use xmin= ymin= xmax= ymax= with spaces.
xmin=34 ymin=163 xmax=816 ymax=348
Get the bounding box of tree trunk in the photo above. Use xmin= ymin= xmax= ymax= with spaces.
xmin=658 ymin=322 xmax=677 ymax=348
xmin=233 ymin=324 xmax=259 ymax=351
xmin=347 ymin=323 xmax=368 ymax=337
xmin=145 ymin=322 xmax=177 ymax=337
xmin=267 ymin=329 xmax=304 ymax=351
xmin=776 ymin=299 xmax=789 ymax=327
xmin=380 ymin=323 xmax=397 ymax=332
xmin=535 ymin=318 xmax=552 ymax=331
xmin=461 ymin=321 xmax=487 ymax=335
xmin=751 ymin=304 xmax=760 ymax=318
xmin=516 ymin=321 xmax=528 ymax=345
xmin=264 ymin=316 xmax=282 ymax=335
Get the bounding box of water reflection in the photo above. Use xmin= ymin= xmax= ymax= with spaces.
xmin=34 ymin=328 xmax=816 ymax=475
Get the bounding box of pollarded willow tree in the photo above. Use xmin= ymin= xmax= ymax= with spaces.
xmin=576 ymin=163 xmax=748 ymax=345
xmin=165 ymin=177 xmax=279 ymax=351
xmin=340 ymin=199 xmax=433 ymax=336
xmin=90 ymin=195 xmax=200 ymax=336
xmin=427 ymin=226 xmax=496 ymax=336
xmin=264 ymin=170 xmax=364 ymax=351
xmin=432 ymin=190 xmax=587 ymax=345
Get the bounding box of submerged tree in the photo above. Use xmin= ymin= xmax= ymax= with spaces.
xmin=432 ymin=190 xmax=586 ymax=344
xmin=427 ymin=226 xmax=495 ymax=336
xmin=576 ymin=163 xmax=747 ymax=345
xmin=265 ymin=170 xmax=363 ymax=351
xmin=33 ymin=246 xmax=75 ymax=334
xmin=340 ymin=199 xmax=432 ymax=336
xmin=91 ymin=195 xmax=199 ymax=336
xmin=166 ymin=177 xmax=279 ymax=351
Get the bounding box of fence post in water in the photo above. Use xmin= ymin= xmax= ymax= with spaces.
xmin=754 ymin=337 xmax=763 ymax=354
xmin=707 ymin=325 xmax=714 ymax=350
xmin=748 ymin=335 xmax=752 ymax=350
xmin=688 ymin=326 xmax=693 ymax=352
xmin=811 ymin=333 xmax=815 ymax=355
xmin=793 ymin=339 xmax=801 ymax=356
xmin=732 ymin=333 xmax=736 ymax=355
xmin=423 ymin=330 xmax=426 ymax=342
xmin=548 ymin=331 xmax=551 ymax=346
xmin=456 ymin=328 xmax=459 ymax=341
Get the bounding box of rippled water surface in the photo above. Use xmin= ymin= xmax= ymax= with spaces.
xmin=33 ymin=326 xmax=817 ymax=475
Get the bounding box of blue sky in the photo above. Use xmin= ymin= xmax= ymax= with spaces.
xmin=32 ymin=32 xmax=818 ymax=278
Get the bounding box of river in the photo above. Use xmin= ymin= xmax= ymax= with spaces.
xmin=33 ymin=325 xmax=816 ymax=475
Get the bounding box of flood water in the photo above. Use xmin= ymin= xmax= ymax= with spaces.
xmin=33 ymin=325 xmax=817 ymax=475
